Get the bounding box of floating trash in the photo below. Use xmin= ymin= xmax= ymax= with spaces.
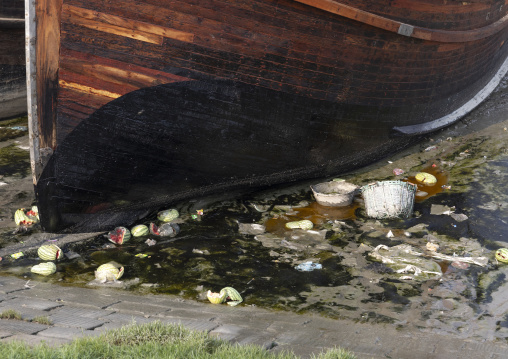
xmin=157 ymin=209 xmax=179 ymax=222
xmin=451 ymin=261 xmax=470 ymax=270
xmin=393 ymin=168 xmax=405 ymax=176
xmin=10 ymin=252 xmax=23 ymax=259
xmin=145 ymin=238 xmax=157 ymax=246
xmin=107 ymin=227 xmax=131 ymax=245
xmin=426 ymin=242 xmax=439 ymax=252
xmin=131 ymin=224 xmax=149 ymax=237
xmin=295 ymin=261 xmax=322 ymax=272
xmin=361 ymin=181 xmax=417 ymax=219
xmin=310 ymin=180 xmax=358 ymax=207
xmin=135 ymin=253 xmax=149 ymax=258
xmin=38 ymin=244 xmax=62 ymax=261
xmin=415 ymin=191 xmax=428 ymax=198
xmin=415 ymin=172 xmax=437 ymax=185
xmin=31 ymin=262 xmax=56 ymax=276
xmin=285 ymin=220 xmax=313 ymax=230
xmin=95 ymin=262 xmax=124 ymax=282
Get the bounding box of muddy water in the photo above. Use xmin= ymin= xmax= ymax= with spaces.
xmin=2 ymin=82 xmax=508 ymax=341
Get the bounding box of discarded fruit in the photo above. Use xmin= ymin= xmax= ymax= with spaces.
xmin=495 ymin=248 xmax=508 ymax=263
xmin=207 ymin=290 xmax=227 ymax=304
xmin=31 ymin=262 xmax=56 ymax=276
xmin=107 ymin=227 xmax=131 ymax=245
xmin=95 ymin=262 xmax=124 ymax=282
xmin=415 ymin=172 xmax=437 ymax=185
xmin=38 ymin=244 xmax=62 ymax=261
xmin=157 ymin=209 xmax=179 ymax=222
xmin=285 ymin=220 xmax=313 ymax=230
xmin=206 ymin=287 xmax=243 ymax=306
xmin=14 ymin=208 xmax=36 ymax=226
xmin=131 ymin=224 xmax=149 ymax=237
xmin=149 ymin=222 xmax=180 ymax=237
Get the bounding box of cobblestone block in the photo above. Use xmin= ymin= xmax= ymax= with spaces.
xmin=0 ymin=319 xmax=49 ymax=334
xmin=1 ymin=297 xmax=62 ymax=311
xmin=1 ymin=333 xmax=71 ymax=347
xmin=0 ymin=303 xmax=49 ymax=321
xmin=49 ymin=305 xmax=114 ymax=319
xmin=160 ymin=317 xmax=219 ymax=332
xmin=0 ymin=330 xmax=13 ymax=339
xmin=107 ymin=301 xmax=169 ymax=315
xmin=98 ymin=312 xmax=153 ymax=325
xmin=48 ymin=311 xmax=106 ymax=330
xmin=37 ymin=326 xmax=101 ymax=340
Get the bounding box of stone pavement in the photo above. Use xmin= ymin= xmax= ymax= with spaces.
xmin=0 ymin=275 xmax=507 ymax=358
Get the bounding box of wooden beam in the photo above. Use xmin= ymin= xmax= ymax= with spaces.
xmin=294 ymin=0 xmax=508 ymax=43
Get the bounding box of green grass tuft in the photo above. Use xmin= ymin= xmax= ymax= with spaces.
xmin=0 ymin=321 xmax=356 ymax=359
xmin=31 ymin=316 xmax=52 ymax=325
xmin=0 ymin=309 xmax=22 ymax=320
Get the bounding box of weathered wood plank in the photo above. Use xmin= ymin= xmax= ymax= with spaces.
xmin=36 ymin=0 xmax=61 ymax=150
xmin=62 ymin=4 xmax=194 ymax=43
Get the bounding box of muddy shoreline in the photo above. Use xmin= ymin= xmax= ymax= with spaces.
xmin=1 ymin=78 xmax=508 ymax=343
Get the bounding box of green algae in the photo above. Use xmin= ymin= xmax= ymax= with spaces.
xmin=0 ymin=116 xmax=28 ymax=142
xmin=0 ymin=143 xmax=30 ymax=177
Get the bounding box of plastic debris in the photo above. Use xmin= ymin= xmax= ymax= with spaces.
xmin=135 ymin=253 xmax=149 ymax=258
xmin=451 ymin=261 xmax=469 ymax=270
xmin=238 ymin=223 xmax=266 ymax=235
xmin=295 ymin=261 xmax=322 ymax=272
xmin=10 ymin=252 xmax=23 ymax=259
xmin=386 ymin=230 xmax=394 ymax=238
xmin=415 ymin=191 xmax=428 ymax=197
xmin=145 ymin=239 xmax=157 ymax=246
xmin=196 ymin=209 xmax=204 ymax=215
xmin=9 ymin=126 xmax=27 ymax=131
xmin=424 ymin=145 xmax=438 ymax=152
xmin=450 ymin=213 xmax=468 ymax=222
xmin=430 ymin=204 xmax=455 ymax=215
xmin=392 ymin=168 xmax=405 ymax=176
xmin=370 ymin=244 xmax=442 ymax=281
xmin=426 ymin=242 xmax=439 ymax=252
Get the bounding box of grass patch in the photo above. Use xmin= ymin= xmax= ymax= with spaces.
xmin=0 ymin=309 xmax=22 ymax=320
xmin=31 ymin=316 xmax=52 ymax=325
xmin=0 ymin=321 xmax=355 ymax=359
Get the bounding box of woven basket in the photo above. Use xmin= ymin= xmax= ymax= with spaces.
xmin=360 ymin=181 xmax=417 ymax=219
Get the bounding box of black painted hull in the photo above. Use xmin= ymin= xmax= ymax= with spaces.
xmin=37 ymin=79 xmax=415 ymax=232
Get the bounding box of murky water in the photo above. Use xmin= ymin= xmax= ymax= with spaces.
xmin=2 ymin=87 xmax=508 ymax=341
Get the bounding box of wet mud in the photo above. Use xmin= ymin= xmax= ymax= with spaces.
xmin=2 ymin=81 xmax=508 ymax=342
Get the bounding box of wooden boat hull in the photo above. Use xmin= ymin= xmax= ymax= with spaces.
xmin=29 ymin=0 xmax=508 ymax=232
xmin=0 ymin=2 xmax=26 ymax=120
